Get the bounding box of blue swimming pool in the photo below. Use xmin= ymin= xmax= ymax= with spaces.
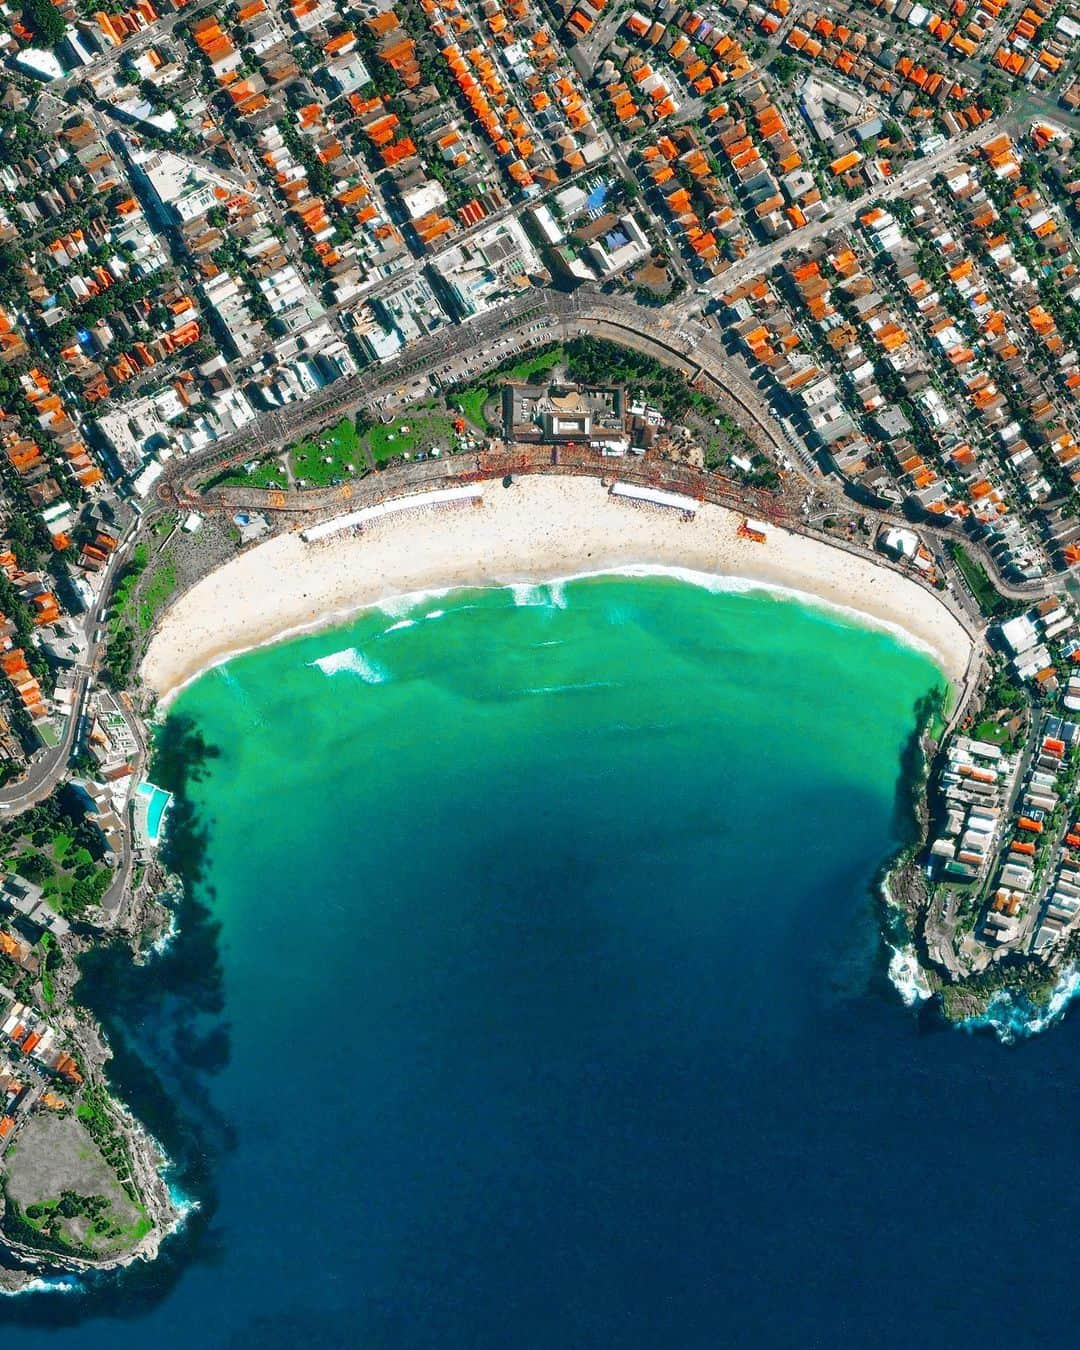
xmin=136 ymin=782 xmax=173 ymax=845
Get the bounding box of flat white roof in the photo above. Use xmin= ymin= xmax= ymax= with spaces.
xmin=610 ymin=482 xmax=698 ymax=513
xmin=16 ymin=49 xmax=65 ymax=79
xmin=301 ymin=485 xmax=483 ymax=542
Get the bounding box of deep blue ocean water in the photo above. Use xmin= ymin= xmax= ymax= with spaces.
xmin=4 ymin=575 xmax=1078 ymax=1348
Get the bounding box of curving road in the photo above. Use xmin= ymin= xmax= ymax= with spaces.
xmin=161 ymin=289 xmax=1068 ymax=610
xmin=0 ymin=535 xmax=138 ymax=812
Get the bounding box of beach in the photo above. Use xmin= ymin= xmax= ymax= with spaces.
xmin=141 ymin=474 xmax=974 ymax=700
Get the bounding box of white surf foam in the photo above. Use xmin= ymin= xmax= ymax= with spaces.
xmin=0 ymin=1276 xmax=80 ymax=1298
xmin=523 ymin=680 xmax=616 ymax=696
xmin=961 ymin=964 xmax=1080 ymax=1043
xmin=887 ymin=943 xmax=932 ymax=1007
xmin=157 ymin=561 xmax=952 ymax=713
xmin=310 ymin=647 xmax=386 ymax=682
xmin=553 ymin=563 xmax=945 ymax=669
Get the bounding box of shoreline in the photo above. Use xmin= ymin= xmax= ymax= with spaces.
xmin=142 ymin=476 xmax=974 ymax=703
xmin=153 ymin=563 xmax=959 ymax=713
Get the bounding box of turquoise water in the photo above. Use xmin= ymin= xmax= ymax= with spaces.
xmin=19 ymin=573 xmax=1080 ymax=1346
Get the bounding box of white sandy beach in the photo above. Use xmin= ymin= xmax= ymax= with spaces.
xmin=142 ymin=475 xmax=974 ymax=701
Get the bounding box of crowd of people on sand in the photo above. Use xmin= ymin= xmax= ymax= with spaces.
xmin=143 ymin=476 xmax=972 ymax=703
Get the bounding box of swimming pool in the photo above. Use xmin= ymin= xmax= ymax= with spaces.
xmin=136 ymin=782 xmax=173 ymax=846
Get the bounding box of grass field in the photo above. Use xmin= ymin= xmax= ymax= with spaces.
xmin=5 ymin=1114 xmax=147 ymax=1257
xmin=949 ymin=544 xmax=1002 ymax=618
xmin=107 ymin=542 xmax=147 ymax=636
xmin=291 ymin=418 xmax=363 ymax=487
xmin=7 ymin=830 xmax=112 ymax=920
xmin=207 ymin=457 xmax=289 ymax=491
xmin=457 ymin=386 xmax=492 ymax=430
xmin=137 ymin=561 xmax=176 ymax=633
xmin=504 ymin=346 xmax=565 ymax=382
xmin=366 ymin=413 xmax=459 ymax=464
xmin=972 ymin=719 xmax=1013 ymax=747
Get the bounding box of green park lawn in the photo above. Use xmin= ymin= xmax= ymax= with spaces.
xmin=971 ymin=719 xmax=1013 ymax=747
xmin=291 ymin=418 xmax=364 ymax=487
xmin=208 ymin=457 xmax=289 ymax=491
xmin=457 ymin=386 xmax=492 ymax=430
xmin=504 ymin=346 xmax=565 ymax=382
xmin=137 ymin=562 xmax=176 ymax=633
xmin=365 ymin=412 xmax=459 ymax=463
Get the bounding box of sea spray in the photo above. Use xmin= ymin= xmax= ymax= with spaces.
xmin=40 ymin=572 xmax=1028 ymax=1350
xmin=509 ymin=583 xmax=547 ymax=607
xmin=144 ymin=913 xmax=179 ymax=962
xmin=156 ymin=563 xmax=957 ymax=717
xmin=886 ymin=943 xmax=932 ymax=1007
xmin=0 ymin=1276 xmax=81 ymax=1299
xmin=960 ymin=963 xmax=1080 ymax=1043
xmin=376 ymin=591 xmax=442 ymax=620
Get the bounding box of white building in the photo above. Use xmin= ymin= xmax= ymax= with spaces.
xmin=429 ymin=217 xmax=540 ymax=320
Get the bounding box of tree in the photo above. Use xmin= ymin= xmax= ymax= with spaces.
xmin=16 ymin=850 xmax=52 ymax=884
xmin=771 ymin=54 xmax=801 ymax=85
xmin=22 ymin=0 xmax=66 ymax=45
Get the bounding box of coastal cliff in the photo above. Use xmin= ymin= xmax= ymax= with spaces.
xmin=0 ymin=877 xmax=183 ymax=1293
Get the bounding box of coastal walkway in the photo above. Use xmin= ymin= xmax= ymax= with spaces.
xmin=158 ymin=288 xmax=1068 ymax=613
xmin=202 ymin=445 xmax=792 ymax=527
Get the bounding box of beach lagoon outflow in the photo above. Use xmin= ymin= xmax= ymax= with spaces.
xmin=13 ymin=574 xmax=1080 ymax=1349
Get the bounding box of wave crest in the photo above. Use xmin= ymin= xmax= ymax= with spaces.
xmin=960 ymin=965 xmax=1080 ymax=1043
xmin=310 ymin=648 xmax=386 ymax=683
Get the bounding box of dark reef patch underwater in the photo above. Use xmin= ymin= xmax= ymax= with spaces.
xmin=5 ymin=574 xmax=1080 ymax=1349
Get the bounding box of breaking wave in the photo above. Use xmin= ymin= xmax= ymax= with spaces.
xmin=886 ymin=943 xmax=932 ymax=1008
xmin=960 ymin=964 xmax=1080 ymax=1044
xmin=0 ymin=1276 xmax=81 ymax=1298
xmin=310 ymin=648 xmax=386 ymax=683
xmin=509 ymin=583 xmax=547 ymax=607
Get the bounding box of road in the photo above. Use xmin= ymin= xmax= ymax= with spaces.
xmin=6 ymin=12 xmax=1078 ymax=835
xmin=697 ymin=120 xmax=1009 ymax=304
xmin=0 ymin=533 xmax=137 ymax=812
xmin=154 ymin=281 xmax=1070 ymax=611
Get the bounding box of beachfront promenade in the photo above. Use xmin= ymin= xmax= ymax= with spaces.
xmin=160 ymin=284 xmax=1067 ymax=614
